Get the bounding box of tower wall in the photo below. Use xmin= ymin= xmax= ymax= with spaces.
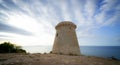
xmin=52 ymin=21 xmax=80 ymax=55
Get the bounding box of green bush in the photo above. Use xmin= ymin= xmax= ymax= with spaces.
xmin=0 ymin=42 xmax=26 ymax=53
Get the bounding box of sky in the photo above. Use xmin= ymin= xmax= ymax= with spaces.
xmin=0 ymin=0 xmax=120 ymax=46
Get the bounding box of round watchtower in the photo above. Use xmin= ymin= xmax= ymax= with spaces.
xmin=52 ymin=21 xmax=80 ymax=55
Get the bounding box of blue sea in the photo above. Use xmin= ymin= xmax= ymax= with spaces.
xmin=23 ymin=46 xmax=120 ymax=60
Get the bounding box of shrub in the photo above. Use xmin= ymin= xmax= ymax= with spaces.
xmin=69 ymin=53 xmax=77 ymax=56
xmin=50 ymin=51 xmax=52 ymax=54
xmin=0 ymin=42 xmax=26 ymax=53
xmin=59 ymin=52 xmax=63 ymax=55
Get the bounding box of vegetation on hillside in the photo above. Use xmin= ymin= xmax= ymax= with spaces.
xmin=0 ymin=42 xmax=26 ymax=53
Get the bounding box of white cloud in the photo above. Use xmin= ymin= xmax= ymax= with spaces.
xmin=0 ymin=0 xmax=3 ymax=4
xmin=0 ymin=0 xmax=119 ymax=46
xmin=58 ymin=0 xmax=72 ymax=21
xmin=100 ymin=0 xmax=119 ymax=12
xmin=70 ymin=0 xmax=85 ymax=25
xmin=7 ymin=12 xmax=43 ymax=34
xmin=84 ymin=0 xmax=96 ymax=17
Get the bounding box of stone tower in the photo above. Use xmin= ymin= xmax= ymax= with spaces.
xmin=52 ymin=21 xmax=80 ymax=55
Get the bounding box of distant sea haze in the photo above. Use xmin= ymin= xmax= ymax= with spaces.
xmin=23 ymin=46 xmax=120 ymax=60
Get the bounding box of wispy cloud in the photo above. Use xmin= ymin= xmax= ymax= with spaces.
xmin=0 ymin=0 xmax=120 ymax=46
xmin=0 ymin=22 xmax=33 ymax=35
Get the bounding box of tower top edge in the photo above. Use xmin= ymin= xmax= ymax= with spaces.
xmin=55 ymin=21 xmax=76 ymax=29
xmin=57 ymin=21 xmax=75 ymax=25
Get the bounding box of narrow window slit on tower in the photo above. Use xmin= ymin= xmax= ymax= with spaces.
xmin=56 ymin=33 xmax=58 ymax=37
xmin=70 ymin=27 xmax=72 ymax=29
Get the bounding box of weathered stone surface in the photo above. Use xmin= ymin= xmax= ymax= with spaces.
xmin=52 ymin=21 xmax=80 ymax=55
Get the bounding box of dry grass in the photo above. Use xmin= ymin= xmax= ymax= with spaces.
xmin=0 ymin=53 xmax=120 ymax=65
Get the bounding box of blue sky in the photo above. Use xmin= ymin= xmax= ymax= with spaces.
xmin=0 ymin=0 xmax=120 ymax=46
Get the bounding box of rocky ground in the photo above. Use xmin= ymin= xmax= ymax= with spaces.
xmin=0 ymin=53 xmax=120 ymax=65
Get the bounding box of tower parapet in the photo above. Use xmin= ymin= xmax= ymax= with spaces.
xmin=55 ymin=22 xmax=76 ymax=29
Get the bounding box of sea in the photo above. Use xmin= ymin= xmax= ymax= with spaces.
xmin=23 ymin=46 xmax=120 ymax=60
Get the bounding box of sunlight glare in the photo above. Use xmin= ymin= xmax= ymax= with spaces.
xmin=7 ymin=13 xmax=44 ymax=34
